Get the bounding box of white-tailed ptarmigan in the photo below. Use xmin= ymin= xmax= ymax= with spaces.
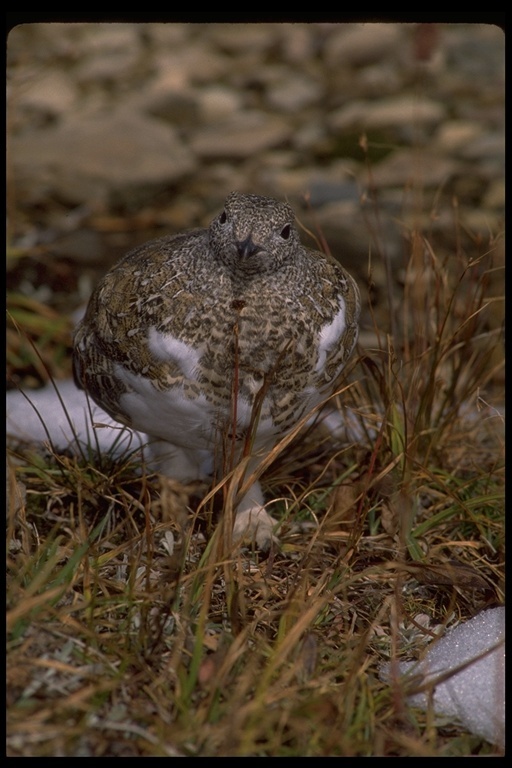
xmin=73 ymin=192 xmax=361 ymax=549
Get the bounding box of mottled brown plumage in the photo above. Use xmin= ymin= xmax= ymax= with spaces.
xmin=73 ymin=192 xmax=360 ymax=548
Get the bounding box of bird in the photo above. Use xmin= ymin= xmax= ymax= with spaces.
xmin=73 ymin=192 xmax=361 ymax=549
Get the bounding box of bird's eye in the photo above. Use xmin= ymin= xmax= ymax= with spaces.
xmin=219 ymin=210 xmax=227 ymax=224
xmin=280 ymin=224 xmax=291 ymax=240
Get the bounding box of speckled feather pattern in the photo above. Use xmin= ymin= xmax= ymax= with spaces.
xmin=73 ymin=192 xmax=360 ymax=542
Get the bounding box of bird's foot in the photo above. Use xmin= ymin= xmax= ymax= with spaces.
xmin=233 ymin=506 xmax=278 ymax=551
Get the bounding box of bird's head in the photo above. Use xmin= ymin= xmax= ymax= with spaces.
xmin=208 ymin=192 xmax=301 ymax=276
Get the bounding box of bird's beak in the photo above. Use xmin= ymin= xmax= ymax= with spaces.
xmin=236 ymin=235 xmax=262 ymax=260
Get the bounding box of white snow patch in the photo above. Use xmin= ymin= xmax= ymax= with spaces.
xmin=381 ymin=607 xmax=505 ymax=748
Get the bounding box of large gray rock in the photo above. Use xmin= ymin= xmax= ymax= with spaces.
xmin=9 ymin=110 xmax=196 ymax=208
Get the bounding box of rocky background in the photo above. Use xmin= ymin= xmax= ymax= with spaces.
xmin=6 ymin=21 xmax=505 ymax=385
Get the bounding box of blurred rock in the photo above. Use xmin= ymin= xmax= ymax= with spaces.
xmin=10 ymin=110 xmax=196 ymax=208
xmin=366 ymin=149 xmax=459 ymax=190
xmin=189 ymin=111 xmax=290 ymax=160
xmin=323 ymin=23 xmax=402 ymax=68
xmin=196 ymin=86 xmax=244 ymax=122
xmin=329 ymin=96 xmax=445 ymax=134
xmin=433 ymin=120 xmax=484 ymax=154
xmin=49 ymin=229 xmax=107 ymax=265
xmin=482 ymin=178 xmax=505 ymax=210
xmin=10 ymin=71 xmax=76 ymax=125
xmin=135 ymin=89 xmax=200 ymax=127
xmin=265 ymin=73 xmax=323 ymax=113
